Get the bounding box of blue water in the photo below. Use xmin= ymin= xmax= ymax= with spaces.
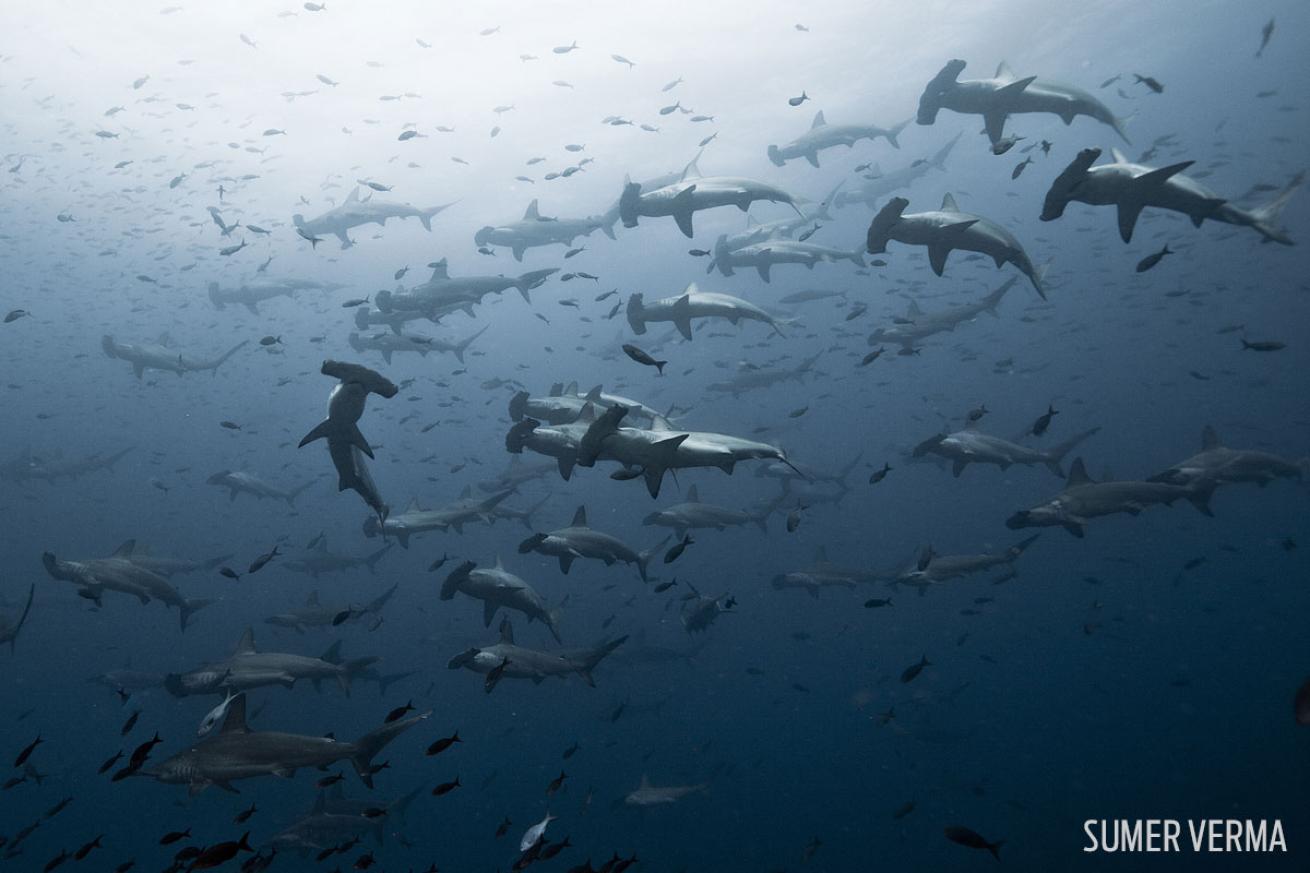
xmin=2 ymin=1 xmax=1308 ymax=871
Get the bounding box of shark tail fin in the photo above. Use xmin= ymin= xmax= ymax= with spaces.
xmin=1247 ymin=171 xmax=1303 ymax=245
xmin=636 ymin=536 xmax=671 ymax=583
xmin=210 ymin=340 xmax=250 ymax=373
xmin=340 ymin=657 xmax=381 ymax=695
xmin=453 ymin=325 xmax=490 ymax=364
xmin=419 ymin=201 xmax=456 ymax=231
xmin=984 ymin=276 xmax=1019 ymax=312
xmin=1186 ymin=480 xmax=1217 ymax=517
xmin=546 ymin=609 xmax=563 ymax=644
xmin=286 ymin=479 xmax=315 ymax=507
xmin=885 ymin=118 xmax=911 ymax=149
xmin=350 ymin=710 xmax=430 ymax=787
xmin=1045 ymin=427 xmax=1102 ymax=477
xmin=578 ymin=635 xmax=627 ymax=686
xmin=364 ymin=544 xmax=392 ymax=573
xmin=180 ymin=598 xmax=214 ymax=632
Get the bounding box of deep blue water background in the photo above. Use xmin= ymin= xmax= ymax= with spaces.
xmin=2 ymin=0 xmax=1309 ymax=870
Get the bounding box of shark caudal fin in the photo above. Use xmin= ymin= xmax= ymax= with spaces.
xmin=884 ymin=118 xmax=911 ymax=149
xmin=514 ymin=268 xmax=559 ymax=303
xmin=453 ymin=326 xmax=490 ymax=364
xmin=1044 ymin=427 xmax=1102 ymax=477
xmin=1247 ymin=171 xmax=1303 ymax=245
xmin=419 ymin=202 xmax=456 ymax=231
xmin=1185 ymin=479 xmax=1217 ymax=517
xmin=180 ymin=598 xmax=214 ymax=632
xmin=578 ymin=635 xmax=628 ymax=686
xmin=208 ymin=341 xmax=250 ymax=374
xmin=350 ymin=709 xmax=429 ymax=788
xmin=286 ymin=479 xmax=315 ymax=507
xmin=636 ymin=537 xmax=671 ymax=583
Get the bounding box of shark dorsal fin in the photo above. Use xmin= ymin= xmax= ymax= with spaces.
xmin=564 ymin=381 xmax=579 ymax=395
xmin=1067 ymin=457 xmax=1093 ymax=486
xmin=995 ymin=61 xmax=1015 ymax=80
xmin=523 ymin=199 xmax=540 ymax=221
xmin=649 ymin=415 xmax=675 ymax=432
xmin=814 ymin=546 xmax=829 ymax=564
xmin=686 ymin=485 xmax=700 ymax=503
xmin=493 ymin=555 xmax=504 ymax=569
xmin=571 ymin=505 xmax=588 ymax=527
xmin=639 ymin=774 xmax=651 ymax=788
xmin=940 ymin=193 xmax=960 ymax=212
xmin=1110 ymin=148 xmax=1128 ymax=163
xmin=428 ymin=258 xmax=449 ymax=281
xmin=576 ymin=402 xmax=597 ymax=423
xmin=745 ymin=214 xmax=760 ymax=228
xmin=811 ymin=110 xmax=826 ymax=129
xmin=549 ymin=382 xmax=564 ymax=397
xmin=111 ymin=539 xmax=136 ymax=558
xmin=1201 ymin=425 xmax=1221 ymax=450
xmin=679 ymin=149 xmax=703 ymax=181
xmin=583 ymin=385 xmax=603 ymax=402
xmin=906 ymin=299 xmax=923 ymax=317
xmin=306 ymin=590 xmax=320 ymax=606
xmin=460 ymin=485 xmax=472 ymax=499
xmin=346 ymin=187 xmax=360 ymax=204
xmin=314 ymin=537 xmax=328 ymax=552
xmin=499 ymin=617 xmax=514 ymax=644
xmin=235 ymin=627 xmax=256 ymax=654
xmin=682 ymin=282 xmax=698 ymax=297
xmin=220 ymin=693 xmax=249 ymax=735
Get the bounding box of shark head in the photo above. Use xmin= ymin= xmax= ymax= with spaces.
xmin=618 ymin=182 xmax=643 ymax=228
xmin=917 ymin=59 xmax=966 ymax=124
xmin=1041 ymin=148 xmax=1101 ymax=221
xmin=473 ymin=226 xmax=494 ymax=246
xmin=625 ymin=293 xmax=647 ymax=335
xmin=361 ymin=515 xmax=382 ymax=538
xmin=505 ymin=418 xmax=540 ymax=454
xmin=766 ymin=144 xmax=784 ymax=167
xmin=865 ymin=197 xmax=909 ymax=254
xmin=291 ymin=214 xmax=306 ymax=228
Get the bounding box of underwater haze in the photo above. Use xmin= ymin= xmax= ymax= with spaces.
xmin=2 ymin=0 xmax=1309 ymax=871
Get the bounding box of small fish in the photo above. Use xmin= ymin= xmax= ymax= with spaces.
xmin=234 ymin=803 xmax=258 ymax=824
xmin=385 ymin=701 xmax=415 ymax=723
xmin=72 ymin=836 xmax=103 ymax=861
xmin=1241 ymin=338 xmax=1285 ymax=352
xmin=4 ymin=309 xmax=29 ymax=323
xmin=967 ymin=404 xmax=988 ymax=422
xmin=788 ymin=91 xmax=809 ymax=107
xmin=1031 ymin=404 xmax=1059 ymax=436
xmin=121 ymin=710 xmax=140 ymax=736
xmin=432 ymin=777 xmax=461 ymax=796
xmin=868 ymin=463 xmax=891 ymax=484
xmin=786 ymin=504 xmax=804 ymax=533
xmin=622 ymin=344 xmax=667 ymax=375
xmin=1135 ymin=244 xmax=1172 ymax=272
xmin=1257 ymin=17 xmax=1275 ymax=58
xmin=219 ymin=239 xmax=247 ymax=257
xmin=247 ymin=545 xmax=279 ymax=574
xmin=97 ymin=750 xmax=124 ymax=774
xmin=342 ymin=296 xmax=370 ymax=308
xmin=428 ymin=553 xmax=451 ymax=572
xmin=798 ymin=224 xmax=820 ymax=242
xmin=220 ymin=420 xmax=241 ymax=430
xmin=159 ymin=829 xmax=191 ymax=845
xmin=317 ymin=772 xmax=345 ymax=788
xmin=864 ymin=598 xmax=893 ymax=609
xmin=198 ymin=691 xmax=239 ymax=737
xmin=1012 ymin=156 xmax=1034 ymax=179
xmin=14 ymin=735 xmax=42 ymax=768
xmin=659 ymin=102 xmax=681 ymax=116
xmin=860 ymin=348 xmax=884 ymax=366
xmin=944 ymin=825 xmax=1003 ymax=860
xmin=611 ymin=54 xmax=635 ymax=68
xmin=662 ymin=77 xmax=683 ymax=91
xmin=546 ymin=770 xmax=567 ymax=794
xmin=991 ymin=135 xmax=1023 ymax=155
xmin=520 ymin=813 xmax=556 ymax=851
xmin=552 ymin=41 xmax=579 ymax=54
xmin=398 ymin=130 xmax=419 ymax=141
xmin=1133 ymin=74 xmax=1164 ymax=93
xmin=664 ymin=534 xmax=693 ymax=564
xmin=218 ymin=566 xmax=240 ymax=581
xmin=426 ymin=731 xmax=461 ymax=757
xmin=900 ymin=655 xmax=931 ymax=684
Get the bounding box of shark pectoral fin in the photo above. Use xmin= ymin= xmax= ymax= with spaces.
xmin=382 ymin=350 xmax=392 ymax=365
xmin=1116 ymin=202 xmax=1146 ymax=243
xmin=299 ymin=419 xmax=333 ymax=448
xmin=187 ymin=780 xmax=212 ymax=797
xmin=1064 ymin=519 xmax=1086 ymax=538
xmin=755 ymin=263 xmax=771 ymax=282
xmin=512 ymin=245 xmax=525 ymax=262
xmin=952 ymin=458 xmax=967 ymax=477
xmin=482 ymin=600 xmax=498 ymax=627
xmin=532 ymin=674 xmax=546 ymax=685
xmin=672 ymin=186 xmax=698 ymax=237
xmin=243 ymin=302 xmax=259 ymax=315
xmin=670 ymin=295 xmax=694 ymax=340
xmin=982 ymin=112 xmax=1008 ymax=145
xmin=578 ymin=670 xmax=595 ymax=687
xmin=804 ymin=151 xmax=819 ymax=168
xmin=132 ymin=363 xmax=145 ymax=380
xmin=272 ymin=767 xmax=296 ymax=779
xmin=928 ymin=244 xmax=951 ymax=277
xmin=347 ymin=424 xmax=374 ymax=458
xmin=213 ymin=780 xmax=239 ymax=794
xmin=1123 ymin=502 xmax=1144 ymax=516
xmin=558 ymin=554 xmax=574 ymax=574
